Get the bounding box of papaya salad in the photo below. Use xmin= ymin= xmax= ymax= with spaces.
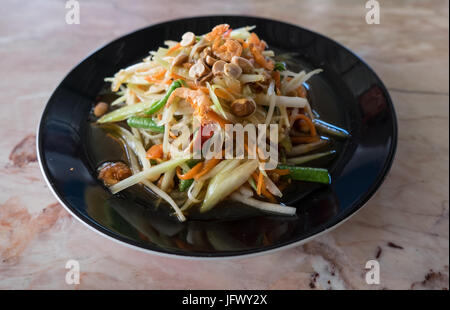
xmin=94 ymin=24 xmax=349 ymax=222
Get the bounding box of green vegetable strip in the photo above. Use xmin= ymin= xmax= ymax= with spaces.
xmin=277 ymin=165 xmax=330 ymax=184
xmin=97 ymin=100 xmax=158 ymax=123
xmin=99 ymin=79 xmax=183 ymax=123
xmin=313 ymin=119 xmax=350 ymax=138
xmin=179 ymin=179 xmax=194 ymax=192
xmin=274 ymin=62 xmax=286 ymax=71
xmin=127 ymin=117 xmax=165 ymax=133
xmin=145 ymin=79 xmax=184 ymax=115
xmin=178 ymin=159 xmax=201 ymax=192
xmin=186 ymin=159 xmax=201 ymax=167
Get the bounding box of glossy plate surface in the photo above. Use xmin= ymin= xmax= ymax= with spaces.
xmin=38 ymin=16 xmax=397 ymax=258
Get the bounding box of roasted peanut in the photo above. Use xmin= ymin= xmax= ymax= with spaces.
xmin=189 ymin=60 xmax=208 ymax=79
xmin=231 ymin=98 xmax=256 ymax=117
xmin=205 ymin=55 xmax=217 ymax=66
xmin=94 ymin=102 xmax=108 ymax=117
xmin=224 ymin=63 xmax=242 ymax=79
xmin=180 ymin=32 xmax=196 ymax=47
xmin=195 ymin=71 xmax=213 ymax=86
xmin=171 ymin=53 xmax=188 ymax=66
xmin=212 ymin=60 xmax=226 ymax=76
xmin=200 ymin=46 xmax=213 ymax=58
xmin=231 ymin=56 xmax=254 ymax=73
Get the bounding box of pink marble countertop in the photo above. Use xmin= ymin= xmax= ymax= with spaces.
xmin=0 ymin=0 xmax=448 ymax=290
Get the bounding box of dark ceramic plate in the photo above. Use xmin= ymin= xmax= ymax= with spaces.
xmin=37 ymin=16 xmax=397 ymax=258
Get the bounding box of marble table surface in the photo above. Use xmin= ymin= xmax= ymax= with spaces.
xmin=0 ymin=0 xmax=448 ymax=290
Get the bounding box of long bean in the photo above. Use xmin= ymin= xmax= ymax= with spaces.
xmin=178 ymin=159 xmax=202 ymax=191
xmin=277 ymin=165 xmax=330 ymax=184
xmin=127 ymin=117 xmax=164 ymax=133
xmin=145 ymin=79 xmax=183 ymax=115
xmin=313 ymin=119 xmax=350 ymax=138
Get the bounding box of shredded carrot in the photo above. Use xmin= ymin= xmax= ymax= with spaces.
xmin=290 ymin=135 xmax=320 ymax=144
xmin=257 ymin=170 xmax=264 ymax=195
xmin=166 ymin=43 xmax=181 ymax=55
xmin=271 ymin=169 xmax=290 ymax=176
xmin=145 ymin=69 xmax=167 ymax=83
xmin=297 ymin=85 xmax=307 ymax=98
xmin=224 ymin=87 xmax=240 ymax=96
xmin=204 ymin=110 xmax=229 ymax=128
xmin=252 ymin=172 xmax=259 ymax=183
xmin=261 ymin=187 xmax=277 ymax=203
xmin=292 ymin=114 xmax=317 ymax=137
xmin=194 ymin=158 xmax=221 ymax=180
xmin=153 ymin=69 xmax=167 ymax=79
xmin=199 ymin=86 xmax=209 ymax=94
xmin=176 ymin=162 xmax=203 ymax=180
xmin=243 ymin=141 xmax=250 ymax=156
xmin=144 ymin=76 xmax=156 ymax=83
xmin=146 ymin=144 xmax=163 ymax=159
xmin=170 ymin=72 xmax=185 ymax=80
xmin=214 ymin=88 xmax=234 ymax=101
xmin=252 ymin=171 xmax=276 ymax=202
xmin=272 ymin=71 xmax=281 ymax=92
xmin=243 ymin=140 xmax=259 ymax=159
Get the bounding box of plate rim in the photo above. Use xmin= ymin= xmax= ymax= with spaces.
xmin=37 ymin=14 xmax=398 ymax=259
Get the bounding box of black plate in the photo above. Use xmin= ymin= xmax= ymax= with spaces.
xmin=37 ymin=16 xmax=397 ymax=258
